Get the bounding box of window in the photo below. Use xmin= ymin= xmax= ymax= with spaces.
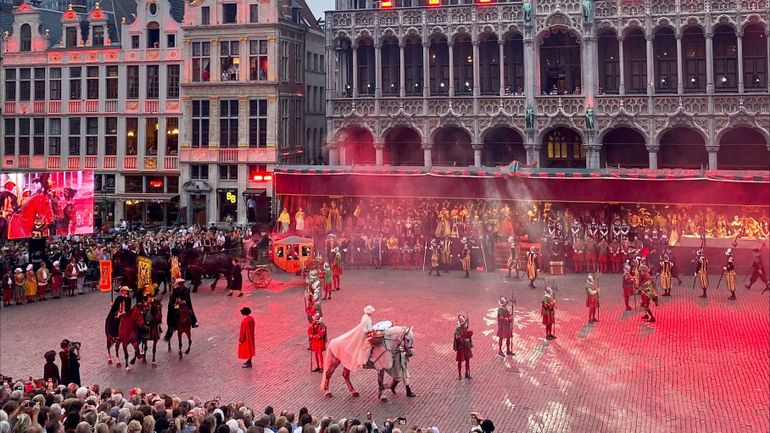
xmin=3 ymin=119 xmax=15 ymax=155
xmin=48 ymin=118 xmax=61 ymax=155
xmin=250 ymin=40 xmax=268 ymax=80
xmin=219 ymin=99 xmax=239 ymax=148
xmin=131 ymin=35 xmax=140 ymax=49
xmin=624 ymin=30 xmax=647 ymax=94
xmin=167 ymin=65 xmax=180 ymax=99
xmin=106 ymin=66 xmax=118 ymax=99
xmin=33 ymin=118 xmax=45 ymax=155
xmin=192 ymin=100 xmax=210 ymax=148
xmin=218 ymin=164 xmax=238 ymax=180
xmin=92 ymin=25 xmax=104 ymax=46
xmin=68 ymin=118 xmax=81 ymax=155
xmin=18 ymin=118 xmax=30 ymax=155
xmin=125 ymin=176 xmax=143 ymax=193
xmin=86 ymin=117 xmax=99 ymax=155
xmin=192 ymin=42 xmax=211 ymax=82
xmin=222 ymin=3 xmax=237 ymax=23
xmin=19 ymin=68 xmax=30 ymax=101
xmin=295 ymin=43 xmax=303 ymax=83
xmin=295 ymin=99 xmax=302 ymax=149
xmin=65 ymin=27 xmax=78 ymax=47
xmin=220 ymin=41 xmax=240 ymax=81
xmin=69 ymin=67 xmax=82 ymax=99
xmin=4 ymin=69 xmax=15 ymax=101
xmin=149 ymin=2 xmax=157 ymax=14
xmin=320 ymin=55 xmax=325 ymax=72
xmin=147 ymin=22 xmax=160 ymax=48
xmin=34 ymin=68 xmax=45 ymax=100
xmin=191 ymin=164 xmax=209 ymax=180
xmin=167 ymin=176 xmax=179 ymax=193
xmin=20 ymin=24 xmax=32 ymax=52
xmin=598 ymin=32 xmax=620 ymax=94
xmin=166 ymin=117 xmax=179 ymax=155
xmin=249 ymin=99 xmax=267 ymax=148
xmin=146 ymin=118 xmax=159 ymax=156
xmin=218 ymin=188 xmax=238 ymax=221
xmin=201 ymin=6 xmax=210 ymax=25
xmin=146 ymin=176 xmax=164 ymax=193
xmin=49 ymin=68 xmax=61 ymax=100
xmin=249 ymin=4 xmax=258 ymax=22
xmin=147 ymin=65 xmax=160 ymax=98
xmin=127 ymin=65 xmax=139 ymax=98
xmin=126 ymin=118 xmax=138 ymax=155
xmin=105 ymin=117 xmax=117 ymax=155
xmin=280 ymin=41 xmax=289 ymax=81
xmin=103 ymin=174 xmax=115 ymax=192
xmin=280 ymin=99 xmax=289 ymax=148
xmin=167 ymin=34 xmax=175 ymax=48
xmin=86 ymin=66 xmax=99 ymax=99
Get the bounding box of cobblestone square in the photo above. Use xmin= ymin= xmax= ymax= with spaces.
xmin=1 ymin=268 xmax=768 ymax=433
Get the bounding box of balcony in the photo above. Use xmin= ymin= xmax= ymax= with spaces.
xmin=218 ymin=149 xmax=239 ymax=162
xmin=103 ymin=156 xmax=117 ymax=169
xmin=85 ymin=156 xmax=98 ymax=169
xmin=68 ymin=101 xmax=81 ymax=113
xmin=180 ymin=147 xmax=277 ymax=164
xmin=123 ymin=156 xmax=138 ymax=170
xmin=164 ymin=156 xmax=178 ymax=170
xmin=105 ymin=100 xmax=118 ymax=112
xmin=49 ymin=101 xmax=61 ymax=113
xmin=18 ymin=156 xmax=30 ymax=169
xmin=47 ymin=157 xmax=61 ymax=169
xmin=67 ymin=157 xmax=80 ymax=170
xmin=145 ymin=100 xmax=159 ymax=113
xmin=33 ymin=101 xmax=45 ymax=113
xmin=85 ymin=100 xmax=99 ymax=113
xmin=4 ymin=102 xmax=15 ymax=114
xmin=31 ymin=156 xmax=45 ymax=169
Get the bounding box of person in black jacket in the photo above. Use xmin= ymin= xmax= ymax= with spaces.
xmin=227 ymin=259 xmax=243 ymax=298
xmin=43 ymin=350 xmax=60 ymax=385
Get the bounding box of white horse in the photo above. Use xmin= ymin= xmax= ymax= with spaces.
xmin=321 ymin=325 xmax=415 ymax=401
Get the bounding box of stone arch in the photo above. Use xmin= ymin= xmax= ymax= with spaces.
xmin=337 ymin=125 xmax=375 ymax=165
xmin=432 ymin=126 xmax=473 ymax=166
xmin=717 ymin=127 xmax=770 ymax=170
xmin=481 ymin=126 xmax=526 ymax=166
xmin=538 ymin=27 xmax=583 ymax=94
xmin=382 ymin=126 xmax=423 ymax=166
xmin=540 ymin=126 xmax=585 ymax=168
xmin=600 ymin=127 xmax=649 ymax=168
xmin=657 ymin=127 xmax=708 ymax=169
xmin=713 ymin=23 xmax=738 ymax=92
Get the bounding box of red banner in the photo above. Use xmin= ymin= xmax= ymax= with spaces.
xmin=99 ymin=260 xmax=112 ymax=292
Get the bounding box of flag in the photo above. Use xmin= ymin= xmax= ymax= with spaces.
xmin=99 ymin=260 xmax=112 ymax=292
xmin=138 ymin=256 xmax=153 ymax=288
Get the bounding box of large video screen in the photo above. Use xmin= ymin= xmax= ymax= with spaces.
xmin=0 ymin=171 xmax=94 ymax=240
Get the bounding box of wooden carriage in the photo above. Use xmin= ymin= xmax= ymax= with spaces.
xmin=272 ymin=235 xmax=315 ymax=273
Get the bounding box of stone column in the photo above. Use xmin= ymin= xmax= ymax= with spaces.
xmin=328 ymin=141 xmax=339 ymax=165
xmin=737 ymin=32 xmax=744 ymax=93
xmin=448 ymin=40 xmax=455 ymax=97
xmin=375 ymin=142 xmax=384 ymax=166
xmin=209 ymin=96 xmax=220 ymax=147
xmin=498 ymin=40 xmax=506 ymax=96
xmin=374 ymin=43 xmax=382 ymax=98
xmin=583 ymin=35 xmax=595 ymax=98
xmin=472 ymin=144 xmax=483 ymax=167
xmin=399 ymin=42 xmax=406 ymax=98
xmin=647 ymin=146 xmax=658 ymax=169
xmin=707 ymin=146 xmax=718 ymax=170
xmin=472 ymin=40 xmax=480 ymax=97
xmin=618 ymin=35 xmax=625 ymax=95
xmin=646 ymin=34 xmax=654 ymax=96
xmin=352 ymin=44 xmax=358 ymax=97
xmin=676 ymin=33 xmax=683 ymax=94
xmin=525 ymin=142 xmax=540 ymax=168
xmin=524 ymin=38 xmax=535 ymax=100
xmin=705 ymin=31 xmax=714 ymax=94
xmin=423 ymin=143 xmax=432 ymax=167
xmin=423 ymin=41 xmax=431 ymax=97
xmin=210 ymin=38 xmax=220 ymax=82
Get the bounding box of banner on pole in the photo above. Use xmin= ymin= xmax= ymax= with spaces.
xmin=99 ymin=260 xmax=112 ymax=292
xmin=138 ymin=256 xmax=152 ymax=288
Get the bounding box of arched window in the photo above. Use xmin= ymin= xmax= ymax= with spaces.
xmin=20 ymin=24 xmax=32 ymax=52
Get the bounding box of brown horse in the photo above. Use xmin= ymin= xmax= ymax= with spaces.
xmin=118 ymin=305 xmax=145 ymax=372
xmin=167 ymin=302 xmax=192 ymax=360
xmin=140 ymin=301 xmax=163 ymax=367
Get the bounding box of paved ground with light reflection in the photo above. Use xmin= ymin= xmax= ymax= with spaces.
xmin=2 ymin=267 xmax=768 ymax=432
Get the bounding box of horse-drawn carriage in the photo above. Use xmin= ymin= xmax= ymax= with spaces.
xmin=241 ymin=247 xmax=272 ymax=288
xmin=272 ymin=235 xmax=316 ymax=274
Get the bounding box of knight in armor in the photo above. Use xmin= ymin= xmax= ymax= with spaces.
xmin=496 ymin=297 xmax=514 ymax=357
xmin=460 ymin=238 xmax=471 ymax=278
xmin=526 ymin=247 xmax=539 ymax=288
xmin=659 ymin=253 xmax=674 ymax=297
xmin=695 ymin=249 xmax=709 ymax=298
xmin=453 ymin=315 xmax=473 ymax=380
xmin=723 ymin=248 xmax=737 ymax=300
xmin=506 ymin=236 xmax=520 ymax=279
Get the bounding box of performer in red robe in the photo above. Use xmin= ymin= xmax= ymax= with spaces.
xmin=238 ymin=307 xmax=255 ymax=368
xmin=308 ymin=314 xmax=327 ymax=372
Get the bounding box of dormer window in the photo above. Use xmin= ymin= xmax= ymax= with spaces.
xmin=291 ymin=6 xmax=300 ymax=24
xmin=20 ymin=24 xmax=32 ymax=52
xmin=65 ymin=26 xmax=78 ymax=47
xmin=92 ymin=25 xmax=104 ymax=46
xmin=147 ymin=21 xmax=160 ymax=48
xmin=222 ymin=3 xmax=237 ymax=23
xmin=201 ymin=6 xmax=210 ymax=25
xmin=148 ymin=2 xmax=157 ymax=15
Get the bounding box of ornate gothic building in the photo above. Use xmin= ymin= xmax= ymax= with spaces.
xmin=324 ymin=0 xmax=770 ymax=170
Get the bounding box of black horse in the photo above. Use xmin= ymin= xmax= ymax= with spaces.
xmin=112 ymin=249 xmax=171 ymax=295
xmin=179 ymin=247 xmax=232 ymax=292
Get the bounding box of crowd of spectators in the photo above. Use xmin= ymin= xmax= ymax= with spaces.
xmin=0 ymin=379 xmax=491 ymax=433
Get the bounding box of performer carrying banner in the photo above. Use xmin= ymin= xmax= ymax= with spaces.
xmin=460 ymin=238 xmax=471 ymax=278
xmin=723 ymin=248 xmax=737 ymax=300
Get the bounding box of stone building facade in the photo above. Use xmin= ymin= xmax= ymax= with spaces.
xmin=179 ymin=0 xmax=323 ymax=225
xmin=324 ymin=0 xmax=770 ymax=171
xmin=1 ymin=0 xmax=185 ymax=227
